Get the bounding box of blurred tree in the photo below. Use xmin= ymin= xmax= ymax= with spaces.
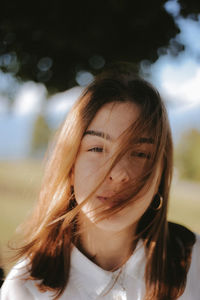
xmin=1 ymin=0 xmax=199 ymax=92
xmin=175 ymin=129 xmax=200 ymax=181
xmin=31 ymin=114 xmax=52 ymax=157
xmin=180 ymin=0 xmax=200 ymax=16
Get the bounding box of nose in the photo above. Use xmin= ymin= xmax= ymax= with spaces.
xmin=108 ymin=161 xmax=130 ymax=184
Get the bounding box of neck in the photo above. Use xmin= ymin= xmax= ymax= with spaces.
xmin=76 ymin=213 xmax=137 ymax=271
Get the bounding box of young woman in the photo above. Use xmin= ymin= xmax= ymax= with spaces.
xmin=1 ymin=64 xmax=200 ymax=300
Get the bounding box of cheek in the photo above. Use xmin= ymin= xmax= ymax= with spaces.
xmin=74 ymin=154 xmax=102 ymax=182
xmin=120 ymin=193 xmax=152 ymax=219
xmin=73 ymin=154 xmax=105 ymax=203
xmin=119 ymin=172 xmax=160 ymax=222
xmin=126 ymin=157 xmax=148 ymax=180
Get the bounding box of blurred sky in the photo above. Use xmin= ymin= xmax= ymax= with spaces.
xmin=0 ymin=0 xmax=200 ymax=159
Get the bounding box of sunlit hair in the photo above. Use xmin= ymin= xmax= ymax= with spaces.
xmin=10 ymin=63 xmax=195 ymax=300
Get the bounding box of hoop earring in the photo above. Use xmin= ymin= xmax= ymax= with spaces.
xmin=151 ymin=193 xmax=163 ymax=211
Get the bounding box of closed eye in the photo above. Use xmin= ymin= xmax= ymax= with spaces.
xmin=88 ymin=147 xmax=103 ymax=153
xmin=131 ymin=151 xmax=151 ymax=159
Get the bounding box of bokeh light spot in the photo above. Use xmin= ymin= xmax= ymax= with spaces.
xmin=37 ymin=57 xmax=53 ymax=72
xmin=75 ymin=70 xmax=94 ymax=86
xmin=164 ymin=0 xmax=181 ymax=17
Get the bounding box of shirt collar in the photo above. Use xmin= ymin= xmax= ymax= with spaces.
xmin=70 ymin=239 xmax=145 ymax=297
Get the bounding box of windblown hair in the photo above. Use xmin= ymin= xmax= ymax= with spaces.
xmin=11 ymin=63 xmax=195 ymax=299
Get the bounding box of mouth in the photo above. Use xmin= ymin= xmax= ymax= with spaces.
xmin=97 ymin=196 xmax=108 ymax=203
xmin=97 ymin=195 xmax=119 ymax=207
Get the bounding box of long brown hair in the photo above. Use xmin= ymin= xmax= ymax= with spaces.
xmin=10 ymin=63 xmax=195 ymax=299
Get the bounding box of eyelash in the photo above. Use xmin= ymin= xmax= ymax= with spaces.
xmin=131 ymin=151 xmax=151 ymax=159
xmin=88 ymin=148 xmax=150 ymax=159
xmin=88 ymin=147 xmax=103 ymax=153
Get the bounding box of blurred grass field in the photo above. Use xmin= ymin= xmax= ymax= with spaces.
xmin=0 ymin=161 xmax=43 ymax=255
xmin=0 ymin=160 xmax=200 ymax=272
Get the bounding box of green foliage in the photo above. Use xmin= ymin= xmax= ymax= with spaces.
xmin=1 ymin=1 xmax=181 ymax=90
xmin=175 ymin=129 xmax=200 ymax=181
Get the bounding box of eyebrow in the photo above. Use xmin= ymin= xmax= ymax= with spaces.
xmin=83 ymin=130 xmax=154 ymax=144
xmin=83 ymin=130 xmax=112 ymax=141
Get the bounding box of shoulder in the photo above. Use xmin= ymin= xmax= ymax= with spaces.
xmin=168 ymin=222 xmax=196 ymax=252
xmin=168 ymin=222 xmax=200 ymax=271
xmin=167 ymin=223 xmax=200 ymax=298
xmin=168 ymin=222 xmax=196 ymax=243
xmin=167 ymin=222 xmax=197 ymax=272
xmin=1 ymin=260 xmax=34 ymax=300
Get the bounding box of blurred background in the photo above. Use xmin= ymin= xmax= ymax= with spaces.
xmin=0 ymin=0 xmax=200 ymax=271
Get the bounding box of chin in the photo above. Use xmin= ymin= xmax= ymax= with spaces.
xmin=80 ymin=202 xmax=136 ymax=232
xmin=92 ymin=213 xmax=134 ymax=232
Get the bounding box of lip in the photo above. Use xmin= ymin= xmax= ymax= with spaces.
xmin=97 ymin=191 xmax=116 ymax=198
xmin=97 ymin=196 xmax=109 ymax=202
xmin=97 ymin=195 xmax=118 ymax=207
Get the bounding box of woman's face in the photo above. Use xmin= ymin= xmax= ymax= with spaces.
xmin=72 ymin=101 xmax=161 ymax=232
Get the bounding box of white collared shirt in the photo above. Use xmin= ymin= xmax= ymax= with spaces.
xmin=1 ymin=235 xmax=200 ymax=300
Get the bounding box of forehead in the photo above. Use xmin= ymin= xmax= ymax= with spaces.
xmin=87 ymin=101 xmax=140 ymax=140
